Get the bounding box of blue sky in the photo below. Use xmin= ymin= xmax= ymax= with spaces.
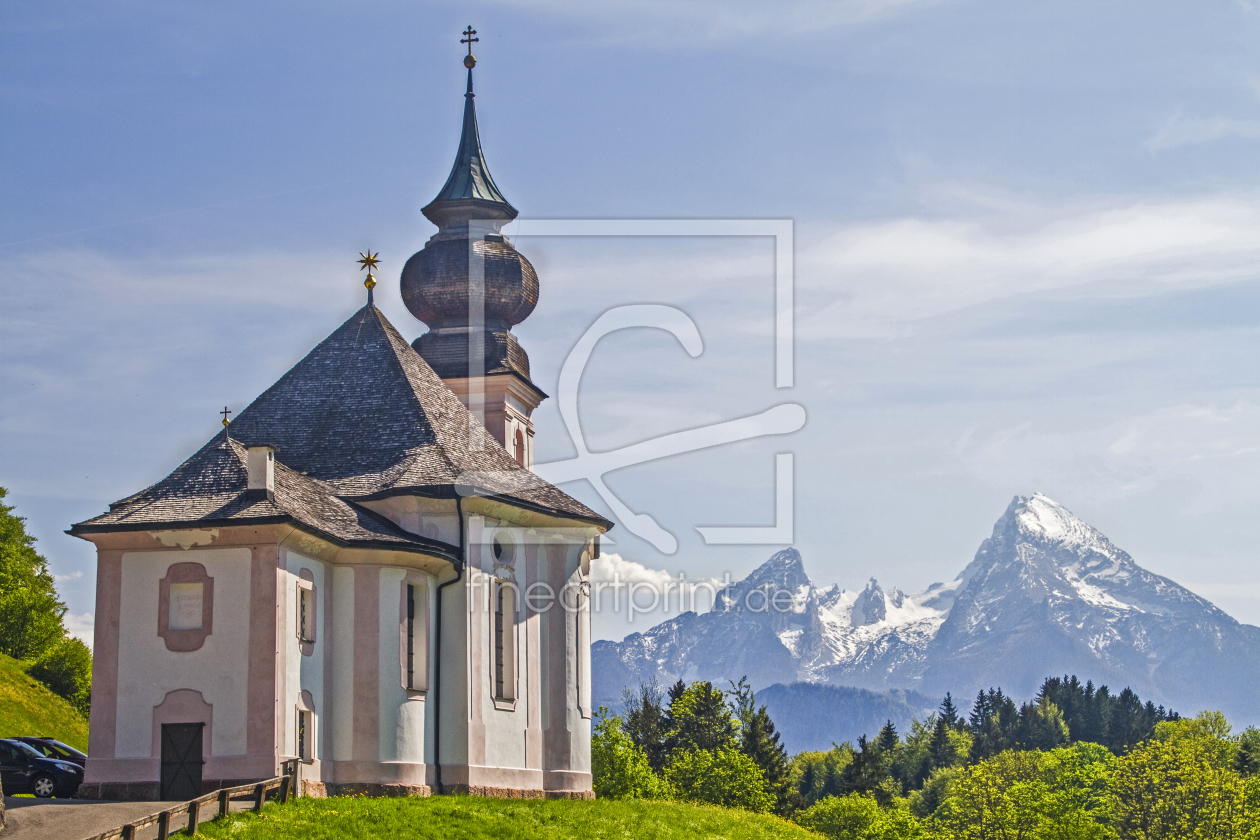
xmin=3 ymin=0 xmax=1259 ymax=643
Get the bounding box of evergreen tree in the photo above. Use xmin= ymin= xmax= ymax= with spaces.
xmin=838 ymin=735 xmax=894 ymax=806
xmin=929 ymin=715 xmax=957 ymax=769
xmin=730 ymin=679 xmax=792 ymax=813
xmin=667 ymin=681 xmax=736 ymax=754
xmin=877 ymin=719 xmax=899 ymax=755
xmin=1107 ymin=687 xmax=1150 ymax=752
xmin=939 ymin=692 xmax=962 ymax=731
xmin=622 ymin=680 xmax=668 ymax=773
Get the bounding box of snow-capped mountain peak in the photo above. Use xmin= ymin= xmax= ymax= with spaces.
xmin=592 ymin=494 xmax=1260 ymax=725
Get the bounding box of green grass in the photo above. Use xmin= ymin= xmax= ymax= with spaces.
xmin=194 ymin=795 xmax=821 ymax=840
xmin=0 ymin=651 xmax=88 ymax=751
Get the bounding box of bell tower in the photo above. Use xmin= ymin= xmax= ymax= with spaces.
xmin=400 ymin=30 xmax=544 ymax=469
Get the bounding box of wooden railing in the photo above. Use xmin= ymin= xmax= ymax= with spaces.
xmin=82 ymin=760 xmax=300 ymax=840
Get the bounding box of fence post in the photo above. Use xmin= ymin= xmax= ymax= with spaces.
xmin=121 ymin=825 xmax=137 ymax=840
xmin=156 ymin=811 xmax=170 ymax=840
xmin=187 ymin=799 xmax=199 ymax=835
xmin=280 ymin=775 xmax=291 ymax=803
xmin=254 ymin=782 xmax=266 ymax=812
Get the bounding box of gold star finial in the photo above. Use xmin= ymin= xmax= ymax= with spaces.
xmin=358 ymin=251 xmax=379 ymax=293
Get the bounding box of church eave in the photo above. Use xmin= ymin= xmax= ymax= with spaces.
xmin=68 ymin=514 xmax=461 ymax=563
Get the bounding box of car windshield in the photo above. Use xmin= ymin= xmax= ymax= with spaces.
xmin=45 ymin=740 xmax=87 ymax=760
xmin=4 ymin=740 xmax=45 ymax=759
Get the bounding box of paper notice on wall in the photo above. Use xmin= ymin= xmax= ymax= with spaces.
xmin=169 ymin=582 xmax=204 ymax=630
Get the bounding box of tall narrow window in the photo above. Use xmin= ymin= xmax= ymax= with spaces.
xmin=491 ymin=579 xmax=516 ymax=703
xmin=296 ymin=709 xmax=313 ymax=760
xmin=402 ymin=580 xmax=427 ymax=691
xmin=494 ymin=583 xmax=505 ymax=699
xmin=406 ymin=584 xmax=416 ymax=689
xmin=297 ymin=583 xmax=314 ymax=643
xmin=514 ymin=428 xmax=526 ymax=466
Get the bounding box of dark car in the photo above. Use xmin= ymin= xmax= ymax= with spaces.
xmin=11 ymin=737 xmax=88 ymax=767
xmin=0 ymin=738 xmax=83 ymax=798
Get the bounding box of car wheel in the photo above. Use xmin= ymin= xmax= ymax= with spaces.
xmin=31 ymin=773 xmax=57 ymax=798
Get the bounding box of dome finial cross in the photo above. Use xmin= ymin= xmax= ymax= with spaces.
xmin=461 ymin=26 xmax=478 ymax=69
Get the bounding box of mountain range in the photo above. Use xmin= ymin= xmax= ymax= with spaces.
xmin=592 ymin=493 xmax=1260 ymax=726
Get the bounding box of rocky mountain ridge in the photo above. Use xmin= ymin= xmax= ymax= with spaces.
xmin=592 ymin=493 xmax=1260 ymax=724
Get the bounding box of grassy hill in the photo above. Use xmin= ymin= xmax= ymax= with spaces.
xmin=196 ymin=795 xmax=819 ymax=840
xmin=0 ymin=652 xmax=88 ymax=751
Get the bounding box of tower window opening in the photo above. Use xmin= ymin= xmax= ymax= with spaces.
xmin=514 ymin=428 xmax=525 ymax=466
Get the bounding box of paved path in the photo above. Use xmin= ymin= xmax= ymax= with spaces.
xmin=3 ymin=797 xmax=180 ymax=840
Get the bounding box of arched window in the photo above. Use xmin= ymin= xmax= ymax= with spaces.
xmin=513 ymin=428 xmax=526 ymax=466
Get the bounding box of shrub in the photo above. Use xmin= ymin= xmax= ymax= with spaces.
xmin=794 ymin=794 xmax=924 ymax=840
xmin=665 ymin=747 xmax=774 ymax=813
xmin=591 ymin=709 xmax=671 ymax=800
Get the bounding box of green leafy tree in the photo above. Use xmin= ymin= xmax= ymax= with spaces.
xmin=665 ymin=747 xmax=774 ymax=812
xmin=795 ymin=794 xmax=925 ymax=840
xmin=907 ymin=765 xmax=963 ymax=818
xmin=1111 ymin=730 xmax=1248 ymax=840
xmin=0 ymin=488 xmax=66 ymax=661
xmin=933 ymin=749 xmax=1047 ymax=839
xmin=590 ymin=708 xmax=671 ymax=800
xmin=793 ymin=744 xmax=855 ymax=808
xmin=28 ymin=637 xmax=92 ymax=716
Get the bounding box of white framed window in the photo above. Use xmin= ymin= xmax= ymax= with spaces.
xmin=491 ymin=579 xmax=517 ymax=702
xmin=297 ymin=580 xmax=315 ymax=643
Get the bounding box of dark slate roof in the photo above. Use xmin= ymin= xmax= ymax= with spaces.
xmin=427 ymin=72 xmax=516 ymax=211
xmin=76 ymin=304 xmax=608 ymax=540
xmin=72 ymin=438 xmax=457 ymax=559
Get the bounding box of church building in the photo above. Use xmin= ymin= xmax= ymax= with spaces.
xmin=71 ymin=38 xmax=610 ymax=801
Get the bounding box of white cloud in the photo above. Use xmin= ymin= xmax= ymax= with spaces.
xmin=53 ymin=570 xmax=83 ymax=583
xmin=64 ymin=612 xmax=94 ymax=650
xmin=798 ymin=196 xmax=1260 ymax=338
xmin=591 ymin=552 xmax=722 ymax=591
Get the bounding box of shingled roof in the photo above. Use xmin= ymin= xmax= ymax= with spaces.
xmin=74 ymin=303 xmax=610 ymax=543
xmin=72 ymin=437 xmax=458 ymax=559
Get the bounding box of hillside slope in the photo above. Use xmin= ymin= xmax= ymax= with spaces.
xmin=195 ymin=795 xmax=817 ymax=840
xmin=0 ymin=652 xmax=88 ymax=751
xmin=594 ymin=493 xmax=1260 ymax=725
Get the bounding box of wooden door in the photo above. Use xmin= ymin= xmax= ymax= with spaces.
xmin=160 ymin=723 xmax=204 ymax=801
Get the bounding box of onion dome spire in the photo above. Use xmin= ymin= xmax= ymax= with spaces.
xmin=422 ymin=26 xmax=518 ymax=231
xmin=401 ymin=29 xmax=540 ymax=389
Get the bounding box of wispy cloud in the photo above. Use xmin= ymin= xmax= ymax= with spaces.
xmin=1146 ymin=113 xmax=1260 ymax=151
xmin=53 ymin=570 xmax=83 ymax=583
xmin=488 ymin=0 xmax=941 ymax=47
xmin=798 ymin=195 xmax=1260 ymax=338
xmin=64 ymin=612 xmax=94 ymax=649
